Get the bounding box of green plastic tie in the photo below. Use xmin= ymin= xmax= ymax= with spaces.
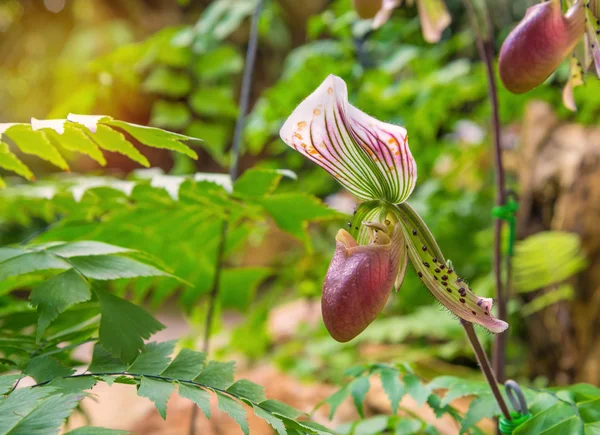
xmin=492 ymin=197 xmax=519 ymax=257
xmin=499 ymin=412 xmax=532 ymax=434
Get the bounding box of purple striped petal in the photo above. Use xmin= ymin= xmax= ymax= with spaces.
xmin=280 ymin=75 xmax=417 ymax=204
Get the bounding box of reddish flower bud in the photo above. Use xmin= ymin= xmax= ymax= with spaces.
xmin=322 ymin=223 xmax=405 ymax=342
xmin=499 ymin=0 xmax=585 ymax=94
xmin=353 ymin=0 xmax=383 ymax=19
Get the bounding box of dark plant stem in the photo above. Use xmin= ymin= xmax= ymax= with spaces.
xmin=461 ymin=320 xmax=512 ymax=420
xmin=189 ymin=2 xmax=263 ymax=435
xmin=462 ymin=0 xmax=508 ymax=383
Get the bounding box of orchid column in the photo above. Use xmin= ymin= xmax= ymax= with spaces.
xmin=280 ymin=75 xmax=511 ymax=418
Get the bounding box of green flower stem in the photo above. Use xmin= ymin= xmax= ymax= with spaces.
xmin=461 ymin=320 xmax=512 ymax=420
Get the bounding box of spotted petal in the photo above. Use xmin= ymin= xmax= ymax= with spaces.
xmin=280 ymin=75 xmax=416 ymax=204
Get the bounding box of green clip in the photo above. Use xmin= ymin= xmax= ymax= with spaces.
xmin=492 ymin=197 xmax=519 ymax=257
xmin=499 ymin=412 xmax=532 ymax=434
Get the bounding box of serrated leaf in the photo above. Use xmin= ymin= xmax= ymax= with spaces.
xmin=216 ymin=392 xmax=249 ymax=435
xmin=0 ymin=374 xmax=20 ymax=395
xmin=89 ymin=343 xmax=127 ymax=373
xmin=106 ymin=120 xmax=198 ymax=159
xmin=96 ymin=288 xmax=165 ymax=363
xmin=403 ymin=374 xmax=430 ymax=407
xmin=30 ymin=268 xmax=90 ymax=341
xmin=257 ymin=194 xmax=341 ymax=247
xmin=253 ymin=405 xmax=287 ymax=435
xmin=4 ymin=124 xmax=69 ymax=170
xmin=0 ymin=142 xmax=34 ymax=180
xmin=137 ymin=376 xmax=175 ymax=419
xmin=160 ymin=349 xmax=206 ymax=379
xmin=350 ymin=377 xmax=370 ymax=418
xmin=48 ymin=377 xmax=98 ymax=394
xmin=460 ymin=395 xmax=498 ymax=434
xmin=128 ymin=341 xmax=176 ymax=375
xmin=428 ymin=376 xmax=490 ymax=407
xmin=325 ymin=385 xmax=349 ymax=420
xmin=0 ymin=251 xmax=71 ymax=281
xmin=258 ymin=400 xmax=303 ymax=420
xmin=227 ymin=380 xmax=266 ymax=403
xmin=68 ymin=255 xmax=169 ymax=280
xmin=46 ymin=241 xmax=132 ymax=258
xmin=44 ymin=123 xmax=106 ymax=166
xmin=142 ymin=67 xmax=192 ymax=98
xmin=24 ymin=355 xmax=75 ymax=383
xmin=0 ymin=388 xmax=53 ymax=433
xmin=65 ymin=427 xmax=129 ymax=435
xmin=178 ymin=383 xmax=211 ymax=419
xmin=85 ymin=124 xmax=149 ymax=167
xmin=7 ymin=393 xmax=82 ymax=435
xmin=194 ymin=360 xmax=235 ymax=389
xmin=379 ymin=368 xmax=404 ymax=414
xmin=220 ymin=267 xmax=271 ymax=310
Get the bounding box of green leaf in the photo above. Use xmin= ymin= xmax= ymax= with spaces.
xmin=514 ymin=402 xmax=579 ymax=435
xmin=0 ymin=142 xmax=34 ymax=180
xmin=0 ymin=388 xmax=53 ymax=433
xmin=6 ymin=392 xmax=82 ymax=435
xmin=194 ymin=360 xmax=235 ymax=389
xmin=395 ymin=418 xmax=423 ymax=435
xmin=258 ymin=400 xmax=303 ymax=420
xmin=128 ymin=341 xmax=176 ymax=375
xmin=68 ymin=255 xmax=169 ymax=280
xmin=178 ymin=383 xmax=211 ymax=419
xmin=0 ymin=374 xmax=20 ymax=395
xmin=216 ymin=392 xmax=249 ymax=435
xmin=0 ymin=251 xmax=71 ymax=281
xmin=253 ymin=405 xmax=287 ymax=435
xmin=219 ymin=267 xmax=271 ymax=310
xmin=193 ymin=45 xmax=243 ymax=80
xmin=24 ymin=355 xmax=75 ymax=383
xmin=257 ymin=194 xmax=341 ymax=247
xmin=4 ymin=124 xmax=69 ymax=170
xmin=325 ymin=385 xmax=349 ymax=420
xmin=521 ymin=284 xmax=575 ymax=317
xmin=354 ymin=416 xmax=389 ymax=435
xmin=0 ymin=247 xmax=27 ymax=262
xmin=233 ymin=169 xmax=286 ymax=197
xmin=404 ymin=374 xmax=431 ymax=407
xmin=137 ymin=376 xmax=175 ymax=419
xmin=189 ymin=87 xmax=238 ymax=118
xmin=44 ymin=123 xmax=106 ymax=166
xmin=106 ymin=120 xmax=198 ymax=159
xmin=46 ymin=241 xmax=132 ymax=258
xmin=350 ymin=377 xmax=370 ymax=418
xmin=227 ymin=379 xmax=266 ymax=403
xmin=48 ymin=377 xmax=98 ymax=394
xmin=30 ymin=269 xmax=91 ymax=341
xmin=96 ymin=288 xmax=165 ymax=363
xmin=89 ymin=343 xmax=127 ymax=373
xmin=65 ymin=427 xmax=129 ymax=435
xmin=585 ymin=422 xmax=600 ymax=435
xmin=85 ymin=124 xmax=150 ymax=167
xmin=184 ymin=121 xmax=228 ymax=164
xmin=142 ymin=67 xmax=192 ymax=98
xmin=461 ymin=395 xmax=498 ymax=433
xmin=428 ymin=376 xmax=491 ymax=407
xmin=579 ymin=398 xmax=600 ymax=423
xmin=160 ymin=349 xmax=206 ymax=379
xmin=150 ymin=101 xmax=192 ymax=131
xmin=379 ymin=368 xmax=404 ymax=414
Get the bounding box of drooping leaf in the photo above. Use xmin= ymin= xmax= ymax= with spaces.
xmin=178 ymin=383 xmax=212 ymax=419
xmin=5 ymin=392 xmax=82 ymax=435
xmin=379 ymin=368 xmax=404 ymax=414
xmin=137 ymin=376 xmax=176 ymax=419
xmin=68 ymin=255 xmax=169 ymax=280
xmin=216 ymin=392 xmax=249 ymax=435
xmin=95 ymin=288 xmax=165 ymax=363
xmin=350 ymin=377 xmax=371 ymax=418
xmin=4 ymin=124 xmax=70 ymax=170
xmin=325 ymin=385 xmax=349 ymax=420
xmin=30 ymin=269 xmax=91 ymax=341
xmin=0 ymin=142 xmax=34 ymax=180
xmin=403 ymin=374 xmax=431 ymax=407
xmin=253 ymin=405 xmax=287 ymax=435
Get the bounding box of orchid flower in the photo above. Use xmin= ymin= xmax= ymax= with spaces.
xmin=354 ymin=0 xmax=451 ymax=43
xmin=499 ymin=0 xmax=599 ymax=111
xmin=280 ymin=75 xmax=508 ymax=342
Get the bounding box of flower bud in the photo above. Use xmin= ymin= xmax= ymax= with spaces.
xmin=499 ymin=0 xmax=585 ymax=94
xmin=353 ymin=0 xmax=383 ymax=19
xmin=322 ymin=222 xmax=405 ymax=342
